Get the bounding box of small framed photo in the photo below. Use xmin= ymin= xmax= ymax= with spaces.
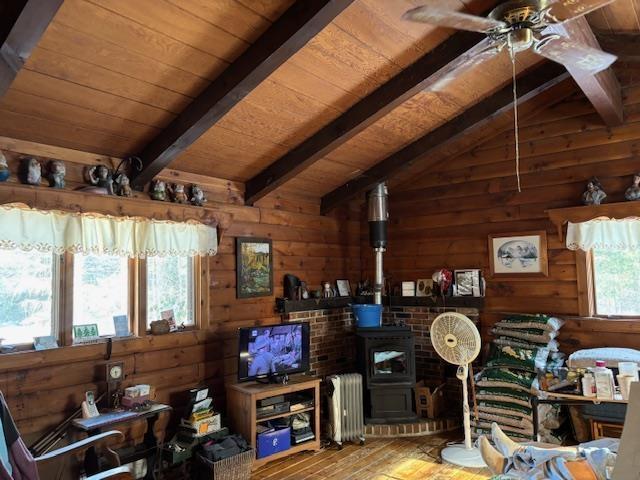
xmin=401 ymin=281 xmax=416 ymax=297
xmin=488 ymin=231 xmax=548 ymax=279
xmin=416 ymin=279 xmax=434 ymax=297
xmin=336 ymin=279 xmax=351 ymax=297
xmin=34 ymin=335 xmax=59 ymax=350
xmin=113 ymin=315 xmax=131 ymax=337
xmin=73 ymin=323 xmax=99 ymax=343
xmin=454 ymin=269 xmax=482 ymax=297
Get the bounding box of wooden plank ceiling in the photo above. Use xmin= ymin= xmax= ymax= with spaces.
xmin=0 ymin=0 xmax=638 ymax=204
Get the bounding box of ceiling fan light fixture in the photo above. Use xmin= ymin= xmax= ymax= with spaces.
xmin=507 ymin=28 xmax=534 ymax=53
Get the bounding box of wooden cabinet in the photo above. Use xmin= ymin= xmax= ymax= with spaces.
xmin=226 ymin=377 xmax=321 ymax=469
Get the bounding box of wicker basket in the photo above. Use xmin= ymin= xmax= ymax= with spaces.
xmin=196 ymin=448 xmax=254 ymax=480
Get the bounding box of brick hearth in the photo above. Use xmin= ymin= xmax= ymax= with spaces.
xmin=364 ymin=418 xmax=460 ymax=438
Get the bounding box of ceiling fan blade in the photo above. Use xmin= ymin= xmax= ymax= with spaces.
xmin=547 ymin=0 xmax=616 ymax=22
xmin=402 ymin=5 xmax=507 ymax=33
xmin=536 ymin=36 xmax=616 ymax=74
xmin=427 ymin=38 xmax=503 ymax=90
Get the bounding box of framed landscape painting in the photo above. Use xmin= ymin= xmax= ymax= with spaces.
xmin=236 ymin=237 xmax=273 ymax=298
xmin=488 ymin=231 xmax=548 ymax=279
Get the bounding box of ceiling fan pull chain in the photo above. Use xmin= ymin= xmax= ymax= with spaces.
xmin=509 ymin=39 xmax=522 ymax=193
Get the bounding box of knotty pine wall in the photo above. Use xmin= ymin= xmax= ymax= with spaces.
xmin=0 ymin=139 xmax=360 ymax=445
xmin=382 ymin=79 xmax=640 ymax=354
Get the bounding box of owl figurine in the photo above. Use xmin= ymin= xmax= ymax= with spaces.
xmin=0 ymin=151 xmax=9 ymax=182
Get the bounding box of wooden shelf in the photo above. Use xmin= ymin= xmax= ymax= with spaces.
xmin=226 ymin=377 xmax=322 ymax=470
xmin=547 ymin=201 xmax=640 ymax=241
xmin=276 ymin=295 xmax=483 ymax=313
xmin=252 ymin=439 xmax=320 ymax=469
xmin=256 ymin=406 xmax=315 ymax=423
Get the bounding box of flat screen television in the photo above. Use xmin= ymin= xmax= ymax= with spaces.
xmin=238 ymin=323 xmax=310 ymax=382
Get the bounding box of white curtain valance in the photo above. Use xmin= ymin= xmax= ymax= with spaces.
xmin=0 ymin=203 xmax=217 ymax=258
xmin=566 ymin=217 xmax=640 ymax=251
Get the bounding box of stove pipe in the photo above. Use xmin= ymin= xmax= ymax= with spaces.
xmin=368 ymin=183 xmax=388 ymax=305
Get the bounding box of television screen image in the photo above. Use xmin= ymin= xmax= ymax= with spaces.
xmin=238 ymin=323 xmax=310 ymax=382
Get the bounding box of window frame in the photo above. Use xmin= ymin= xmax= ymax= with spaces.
xmin=138 ymin=255 xmax=204 ymax=334
xmin=576 ymin=249 xmax=640 ymax=319
xmin=0 ymin=251 xmax=63 ymax=350
xmin=2 ymin=252 xmax=205 ymax=349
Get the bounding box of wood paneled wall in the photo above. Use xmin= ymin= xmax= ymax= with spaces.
xmin=0 ymin=139 xmax=360 ymax=442
xmin=382 ymin=80 xmax=640 ymax=354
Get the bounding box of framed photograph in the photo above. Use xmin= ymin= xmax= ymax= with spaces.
xmin=416 ymin=279 xmax=434 ymax=297
xmin=113 ymin=315 xmax=131 ymax=337
xmin=488 ymin=231 xmax=548 ymax=278
xmin=34 ymin=335 xmax=59 ymax=350
xmin=401 ymin=281 xmax=416 ymax=297
xmin=236 ymin=237 xmax=273 ymax=298
xmin=336 ymin=279 xmax=351 ymax=297
xmin=73 ymin=323 xmax=99 ymax=343
xmin=454 ymin=269 xmax=482 ymax=296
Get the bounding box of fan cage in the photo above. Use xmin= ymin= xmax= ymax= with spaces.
xmin=430 ymin=312 xmax=481 ymax=365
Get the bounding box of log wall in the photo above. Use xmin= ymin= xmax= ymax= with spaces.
xmin=383 ymin=81 xmax=640 ymax=354
xmin=0 ymin=139 xmax=361 ymax=445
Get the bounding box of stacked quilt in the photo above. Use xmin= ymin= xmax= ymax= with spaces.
xmin=472 ymin=313 xmax=565 ymax=443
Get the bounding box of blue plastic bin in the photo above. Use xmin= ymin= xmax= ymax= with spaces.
xmin=352 ymin=304 xmax=382 ymax=328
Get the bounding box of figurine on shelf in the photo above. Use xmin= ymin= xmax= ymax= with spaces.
xmin=189 ymin=184 xmax=207 ymax=207
xmin=47 ymin=160 xmax=66 ymax=189
xmin=149 ymin=179 xmax=167 ymax=201
xmin=19 ymin=157 xmax=41 ymax=185
xmin=168 ymin=183 xmax=189 ymax=204
xmin=322 ymin=281 xmax=334 ymax=298
xmin=0 ymin=151 xmax=9 ymax=182
xmin=625 ymin=173 xmax=640 ymax=201
xmin=582 ymin=177 xmax=606 ymax=206
xmin=85 ymin=164 xmax=114 ymax=195
xmin=113 ymin=172 xmax=133 ymax=197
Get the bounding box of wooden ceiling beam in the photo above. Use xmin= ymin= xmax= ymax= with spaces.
xmin=0 ymin=0 xmax=63 ymax=98
xmin=596 ymin=32 xmax=640 ymax=63
xmin=130 ymin=0 xmax=354 ymax=189
xmin=546 ymin=17 xmax=623 ymax=126
xmin=244 ymin=30 xmax=491 ymax=205
xmin=320 ymin=62 xmax=572 ymax=214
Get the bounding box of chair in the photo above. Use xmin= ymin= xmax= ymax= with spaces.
xmin=1 ymin=391 xmax=132 ymax=480
xmin=34 ymin=430 xmax=133 ymax=480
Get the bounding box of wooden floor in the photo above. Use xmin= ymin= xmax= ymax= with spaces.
xmin=251 ymin=432 xmax=491 ymax=480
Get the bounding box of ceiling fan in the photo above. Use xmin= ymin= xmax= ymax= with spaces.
xmin=403 ymin=0 xmax=617 ymax=74
xmin=402 ymin=0 xmax=618 ymax=192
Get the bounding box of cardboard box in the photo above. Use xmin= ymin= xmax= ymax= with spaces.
xmin=257 ymin=427 xmax=291 ymax=459
xmin=414 ymin=381 xmax=445 ymax=419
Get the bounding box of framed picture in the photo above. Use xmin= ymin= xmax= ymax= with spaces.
xmin=73 ymin=323 xmax=100 ymax=343
xmin=401 ymin=281 xmax=416 ymax=297
xmin=33 ymin=335 xmax=59 ymax=350
xmin=113 ymin=315 xmax=131 ymax=337
xmin=236 ymin=237 xmax=273 ymax=298
xmin=336 ymin=279 xmax=351 ymax=297
xmin=416 ymin=279 xmax=434 ymax=297
xmin=488 ymin=231 xmax=548 ymax=278
xmin=454 ymin=269 xmax=482 ymax=296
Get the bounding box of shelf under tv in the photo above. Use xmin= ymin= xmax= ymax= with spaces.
xmin=226 ymin=376 xmax=321 ymax=469
xmin=256 ymin=406 xmax=315 ymax=423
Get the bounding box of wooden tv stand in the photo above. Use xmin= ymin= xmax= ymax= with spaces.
xmin=226 ymin=376 xmax=321 ymax=469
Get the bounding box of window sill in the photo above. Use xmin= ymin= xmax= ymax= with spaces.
xmin=0 ymin=328 xmax=199 ymax=356
xmin=563 ymin=315 xmax=640 ymax=323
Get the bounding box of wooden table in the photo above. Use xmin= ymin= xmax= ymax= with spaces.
xmin=532 ymin=392 xmax=627 ymax=439
xmin=227 ymin=377 xmax=321 ymax=469
xmin=72 ymin=403 xmax=172 ymax=479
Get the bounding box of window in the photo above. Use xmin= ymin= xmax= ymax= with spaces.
xmin=73 ymin=254 xmax=130 ymax=336
xmin=146 ymin=256 xmax=195 ymax=328
xmin=592 ymin=248 xmax=640 ymax=316
xmin=0 ymin=250 xmax=57 ymax=345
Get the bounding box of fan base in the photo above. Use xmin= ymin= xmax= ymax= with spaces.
xmin=441 ymin=445 xmax=487 ymax=468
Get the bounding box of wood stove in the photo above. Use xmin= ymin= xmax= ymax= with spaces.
xmin=356 ymin=327 xmax=417 ymax=424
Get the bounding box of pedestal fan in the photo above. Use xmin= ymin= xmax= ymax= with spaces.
xmin=431 ymin=312 xmax=484 ymax=468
